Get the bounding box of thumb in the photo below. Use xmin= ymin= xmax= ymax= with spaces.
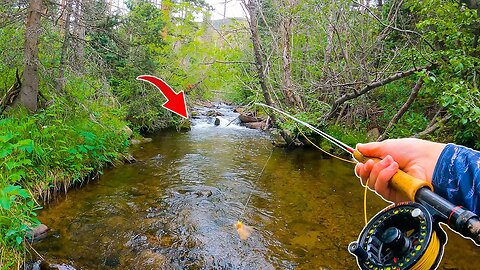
xmin=356 ymin=141 xmax=391 ymax=159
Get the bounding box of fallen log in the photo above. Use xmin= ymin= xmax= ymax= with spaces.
xmin=239 ymin=113 xmax=263 ymax=123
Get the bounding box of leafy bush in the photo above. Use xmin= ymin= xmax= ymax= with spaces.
xmin=0 ymin=98 xmax=129 ymax=265
xmin=0 ymin=185 xmax=40 ymax=268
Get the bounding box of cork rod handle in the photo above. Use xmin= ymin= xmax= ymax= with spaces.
xmin=353 ymin=150 xmax=433 ymax=201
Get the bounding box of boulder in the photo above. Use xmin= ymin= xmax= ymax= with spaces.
xmin=130 ymin=139 xmax=141 ymax=145
xmin=214 ymin=118 xmax=220 ymax=126
xmin=207 ymin=110 xmax=223 ymax=117
xmin=130 ymin=138 xmax=153 ymax=145
xmin=271 ymin=131 xmax=287 ymax=147
xmin=233 ymin=107 xmax=244 ymax=113
xmin=191 ymin=111 xmax=200 ymax=118
xmin=239 ymin=114 xmax=262 ymax=123
xmin=28 ymin=224 xmax=49 ymax=241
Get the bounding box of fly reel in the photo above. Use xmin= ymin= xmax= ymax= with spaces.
xmin=349 ymin=202 xmax=447 ymax=270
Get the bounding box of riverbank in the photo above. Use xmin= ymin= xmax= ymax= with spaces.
xmin=0 ymin=101 xmax=131 ymax=268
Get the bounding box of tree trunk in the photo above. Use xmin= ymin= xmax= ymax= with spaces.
xmin=244 ymin=0 xmax=276 ymax=116
xmin=323 ymin=2 xmax=335 ymax=68
xmin=18 ymin=0 xmax=42 ymax=112
xmin=377 ymin=77 xmax=424 ymax=141
xmin=281 ymin=0 xmax=303 ymax=109
xmin=243 ymin=0 xmax=296 ymax=146
xmin=161 ymin=0 xmax=171 ymax=40
xmin=73 ymin=0 xmax=86 ymax=64
xmin=56 ymin=0 xmax=73 ymax=93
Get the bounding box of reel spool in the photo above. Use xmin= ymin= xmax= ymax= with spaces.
xmin=349 ymin=202 xmax=447 ymax=270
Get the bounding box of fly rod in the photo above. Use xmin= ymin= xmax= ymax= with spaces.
xmin=256 ymin=102 xmax=480 ymax=246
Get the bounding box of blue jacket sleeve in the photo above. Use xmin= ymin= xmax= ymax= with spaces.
xmin=432 ymin=144 xmax=480 ymax=215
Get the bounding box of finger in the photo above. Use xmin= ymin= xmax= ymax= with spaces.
xmin=356 ymin=159 xmax=374 ymax=186
xmin=374 ymin=161 xmax=399 ymax=201
xmin=355 ymin=163 xmax=362 ymax=178
xmin=369 ymin=155 xmax=394 ymax=190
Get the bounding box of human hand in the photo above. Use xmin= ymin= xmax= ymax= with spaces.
xmin=354 ymin=138 xmax=446 ymax=203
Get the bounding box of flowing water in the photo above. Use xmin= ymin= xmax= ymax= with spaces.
xmin=31 ymin=105 xmax=479 ymax=269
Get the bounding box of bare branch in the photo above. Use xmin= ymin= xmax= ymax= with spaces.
xmin=353 ymin=0 xmax=436 ymax=51
xmin=414 ymin=114 xmax=451 ymax=138
xmin=324 ymin=64 xmax=435 ymax=120
xmin=377 ymin=77 xmax=424 ymax=141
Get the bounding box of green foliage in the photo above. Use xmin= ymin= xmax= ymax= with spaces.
xmin=323 ymin=125 xmax=369 ymax=151
xmin=0 ymin=184 xmax=40 ymax=268
xmin=405 ymin=0 xmax=480 ymax=148
xmin=0 ymin=99 xmax=129 ymax=264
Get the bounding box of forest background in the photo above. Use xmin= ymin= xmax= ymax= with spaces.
xmin=0 ymin=0 xmax=479 ymax=267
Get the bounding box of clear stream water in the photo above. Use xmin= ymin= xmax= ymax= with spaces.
xmin=32 ymin=105 xmax=479 ymax=269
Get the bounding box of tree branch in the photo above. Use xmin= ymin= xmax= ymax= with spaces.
xmin=377 ymin=77 xmax=424 ymax=141
xmin=414 ymin=114 xmax=450 ymax=138
xmin=324 ymin=64 xmax=435 ymax=120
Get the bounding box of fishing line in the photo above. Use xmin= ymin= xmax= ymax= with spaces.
xmin=240 ymin=148 xmax=273 ymax=220
xmin=253 ymin=104 xmax=451 ymax=268
xmin=363 ymin=179 xmax=369 ymax=225
xmin=257 ymin=103 xmax=371 ymax=227
xmin=294 ymin=123 xmax=369 ymax=224
xmin=255 ymin=103 xmax=354 ymax=153
xmin=411 ymin=230 xmax=441 ymax=270
xmin=236 ymin=148 xmax=274 ymax=240
xmin=295 ymin=123 xmax=355 ymax=164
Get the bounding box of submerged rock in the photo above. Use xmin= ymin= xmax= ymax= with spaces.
xmin=130 ymin=139 xmax=141 ymax=145
xmin=130 ymin=137 xmax=153 ymax=145
xmin=207 ymin=110 xmax=223 ymax=117
xmin=28 ymin=224 xmax=49 ymax=241
xmin=138 ymin=250 xmax=167 ymax=268
xmin=34 ymin=261 xmax=76 ymax=270
xmin=125 ymin=234 xmax=148 ymax=250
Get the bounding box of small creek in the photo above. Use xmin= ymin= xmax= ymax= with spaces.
xmin=32 ymin=105 xmax=479 ymax=269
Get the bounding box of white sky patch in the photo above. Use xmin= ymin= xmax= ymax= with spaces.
xmin=205 ymin=0 xmax=246 ymax=20
xmin=110 ymin=0 xmax=246 ymax=22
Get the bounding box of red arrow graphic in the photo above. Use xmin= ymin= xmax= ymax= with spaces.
xmin=136 ymin=75 xmax=188 ymax=119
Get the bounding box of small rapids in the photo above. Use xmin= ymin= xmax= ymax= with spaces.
xmin=30 ymin=104 xmax=480 ymax=269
